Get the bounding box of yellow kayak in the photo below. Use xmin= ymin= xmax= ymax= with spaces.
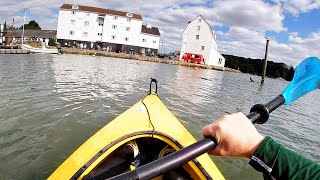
xmin=49 ymin=83 xmax=224 ymax=179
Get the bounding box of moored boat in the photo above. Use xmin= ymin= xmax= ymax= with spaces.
xmin=22 ymin=44 xmax=59 ymax=54
xmin=49 ymin=80 xmax=224 ymax=180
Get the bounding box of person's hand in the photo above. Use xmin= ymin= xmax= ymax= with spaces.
xmin=202 ymin=112 xmax=265 ymax=158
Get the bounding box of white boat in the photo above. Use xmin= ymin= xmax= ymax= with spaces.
xmin=22 ymin=44 xmax=59 ymax=54
xmin=20 ymin=9 xmax=59 ymax=54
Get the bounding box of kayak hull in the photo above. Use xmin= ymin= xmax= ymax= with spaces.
xmin=49 ymin=93 xmax=224 ymax=179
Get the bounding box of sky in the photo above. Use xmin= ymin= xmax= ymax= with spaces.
xmin=0 ymin=0 xmax=319 ymax=66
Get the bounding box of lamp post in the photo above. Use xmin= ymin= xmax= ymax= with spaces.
xmin=261 ymin=37 xmax=270 ymax=84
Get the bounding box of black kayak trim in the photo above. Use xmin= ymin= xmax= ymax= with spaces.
xmin=70 ymin=130 xmax=212 ymax=180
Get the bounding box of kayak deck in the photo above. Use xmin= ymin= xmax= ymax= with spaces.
xmin=49 ymin=93 xmax=224 ymax=180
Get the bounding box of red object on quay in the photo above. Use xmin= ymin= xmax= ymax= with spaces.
xmin=182 ymin=53 xmax=205 ymax=64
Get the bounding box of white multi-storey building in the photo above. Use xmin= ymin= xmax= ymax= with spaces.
xmin=180 ymin=15 xmax=225 ymax=67
xmin=57 ymin=4 xmax=160 ymax=55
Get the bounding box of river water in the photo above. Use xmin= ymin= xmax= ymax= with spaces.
xmin=0 ymin=54 xmax=319 ymax=179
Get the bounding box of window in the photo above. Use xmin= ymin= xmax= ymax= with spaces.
xmin=126 ymin=13 xmax=133 ymax=17
xmin=125 ymin=37 xmax=129 ymax=41
xmin=71 ymin=20 xmax=75 ymax=25
xmin=197 ymin=26 xmax=201 ymax=31
xmin=69 ymin=30 xmax=74 ymax=35
xmin=112 ymin=25 xmax=117 ymax=29
xmin=72 ymin=5 xmax=79 ymax=9
xmin=196 ymin=35 xmax=199 ymax=40
xmin=84 ymin=21 xmax=89 ymax=26
xmin=83 ymin=32 xmax=88 ymax=37
xmin=72 ymin=11 xmax=76 ymax=15
xmin=126 ymin=27 xmax=130 ymax=31
xmin=153 ymin=40 xmax=156 ymax=44
xmin=201 ymin=46 xmax=205 ymax=50
xmin=198 ymin=19 xmax=201 ymax=23
xmin=86 ymin=13 xmax=90 ymax=16
xmin=99 ymin=23 xmax=103 ymax=26
xmin=127 ymin=18 xmax=131 ymax=22
xmin=112 ymin=35 xmax=116 ymax=39
xmin=218 ymin=58 xmax=223 ymax=64
xmin=143 ymin=39 xmax=146 ymax=42
xmin=114 ymin=16 xmax=117 ymax=20
xmin=98 ymin=33 xmax=102 ymax=36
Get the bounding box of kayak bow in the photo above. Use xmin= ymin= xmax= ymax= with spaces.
xmin=49 ymin=81 xmax=224 ymax=179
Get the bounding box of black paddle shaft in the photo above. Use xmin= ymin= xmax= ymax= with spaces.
xmin=107 ymin=95 xmax=285 ymax=180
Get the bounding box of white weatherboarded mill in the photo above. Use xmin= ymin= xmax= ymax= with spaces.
xmin=180 ymin=15 xmax=225 ymax=67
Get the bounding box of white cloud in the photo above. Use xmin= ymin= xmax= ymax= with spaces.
xmin=279 ymin=0 xmax=320 ymax=16
xmin=218 ymin=28 xmax=320 ymax=66
xmin=211 ymin=0 xmax=286 ymax=32
xmin=0 ymin=0 xmax=319 ymax=66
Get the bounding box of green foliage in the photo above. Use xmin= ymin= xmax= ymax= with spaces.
xmin=224 ymin=54 xmax=295 ymax=81
xmin=20 ymin=20 xmax=41 ymax=30
xmin=3 ymin=21 xmax=7 ymax=35
xmin=48 ymin=38 xmax=56 ymax=46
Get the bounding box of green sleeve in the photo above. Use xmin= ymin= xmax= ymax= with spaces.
xmin=249 ymin=136 xmax=320 ymax=180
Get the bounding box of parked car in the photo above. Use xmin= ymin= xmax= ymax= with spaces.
xmin=182 ymin=53 xmax=205 ymax=64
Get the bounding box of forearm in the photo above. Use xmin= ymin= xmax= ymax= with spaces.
xmin=249 ymin=136 xmax=320 ymax=179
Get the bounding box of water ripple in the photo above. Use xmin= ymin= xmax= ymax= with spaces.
xmin=0 ymin=54 xmax=319 ymax=180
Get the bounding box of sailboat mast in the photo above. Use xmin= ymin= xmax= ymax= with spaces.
xmin=22 ymin=8 xmax=26 ymax=44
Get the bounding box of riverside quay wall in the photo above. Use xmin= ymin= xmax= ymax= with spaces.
xmin=60 ymin=48 xmax=240 ymax=73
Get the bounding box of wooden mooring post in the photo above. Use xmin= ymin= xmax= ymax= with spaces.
xmin=261 ymin=37 xmax=270 ymax=84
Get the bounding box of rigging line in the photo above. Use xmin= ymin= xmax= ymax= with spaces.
xmin=141 ymin=95 xmax=155 ymax=137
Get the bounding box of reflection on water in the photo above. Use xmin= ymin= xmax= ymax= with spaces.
xmin=0 ymin=54 xmax=319 ymax=180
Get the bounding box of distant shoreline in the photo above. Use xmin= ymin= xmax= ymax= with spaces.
xmin=60 ymin=48 xmax=240 ymax=73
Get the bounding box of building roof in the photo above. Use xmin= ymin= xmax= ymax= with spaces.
xmin=60 ymin=4 xmax=142 ymax=20
xmin=6 ymin=29 xmax=56 ymax=38
xmin=141 ymin=25 xmax=160 ymax=36
xmin=183 ymin=15 xmax=217 ymax=43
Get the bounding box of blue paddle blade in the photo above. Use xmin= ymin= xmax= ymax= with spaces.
xmin=282 ymin=57 xmax=320 ymax=105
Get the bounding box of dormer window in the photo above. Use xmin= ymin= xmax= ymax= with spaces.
xmin=126 ymin=13 xmax=133 ymax=17
xmin=72 ymin=5 xmax=79 ymax=10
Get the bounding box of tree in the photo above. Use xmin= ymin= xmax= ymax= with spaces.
xmin=223 ymin=54 xmax=295 ymax=81
xmin=48 ymin=38 xmax=56 ymax=46
xmin=3 ymin=21 xmax=7 ymax=35
xmin=20 ymin=20 xmax=41 ymax=30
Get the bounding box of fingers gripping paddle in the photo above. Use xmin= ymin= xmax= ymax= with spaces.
xmin=107 ymin=57 xmax=320 ymax=180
